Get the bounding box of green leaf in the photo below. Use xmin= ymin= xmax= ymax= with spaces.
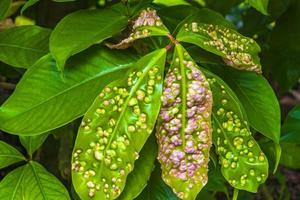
xmin=50 ymin=3 xmax=128 ymax=70
xmin=117 ymin=134 xmax=157 ymax=200
xmin=7 ymin=1 xmax=26 ymax=17
xmin=259 ymin=139 xmax=281 ymax=173
xmin=136 ymin=165 xmax=179 ymax=200
xmin=204 ymin=0 xmax=242 ymax=15
xmin=204 ymin=164 xmax=229 ymax=198
xmin=177 ymin=21 xmax=262 ymax=73
xmin=0 ymin=25 xmax=51 ymax=68
xmin=264 ymin=1 xmax=300 ymax=92
xmin=157 ymin=5 xmax=199 ymax=32
xmin=21 ymin=0 xmax=40 ymax=14
xmin=0 ymin=140 xmax=25 ymax=169
xmin=280 ymin=142 xmax=300 ymax=169
xmin=71 ymin=49 xmax=166 ymax=200
xmin=20 ymin=133 xmax=49 ymax=156
xmin=156 ymin=44 xmax=212 ymax=200
xmin=203 ymin=68 xmax=269 ymax=192
xmin=247 ymin=0 xmax=269 ymax=15
xmin=107 ymin=8 xmax=169 ymax=49
xmin=281 ymin=105 xmax=300 ymax=144
xmin=0 ymin=46 xmax=137 ymax=136
xmin=208 ymin=66 xmax=280 ymax=144
xmin=153 ymin=0 xmax=205 ymax=6
xmin=0 ymin=161 xmax=70 ymax=199
xmin=213 ymin=66 xmax=281 ymax=172
xmin=0 ymin=0 xmax=11 ymax=20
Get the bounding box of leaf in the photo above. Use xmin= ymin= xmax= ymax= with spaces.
xmin=153 ymin=0 xmax=205 ymax=6
xmin=20 ymin=133 xmax=49 ymax=156
xmin=117 ymin=134 xmax=157 ymax=200
xmin=177 ymin=21 xmax=262 ymax=73
xmin=247 ymin=0 xmax=269 ymax=15
xmin=202 ymin=68 xmax=269 ymax=192
xmin=135 ymin=165 xmax=179 ymax=200
xmin=50 ymin=3 xmax=128 ymax=71
xmin=156 ymin=44 xmax=212 ymax=200
xmin=0 ymin=46 xmax=137 ymax=136
xmin=0 ymin=25 xmax=51 ymax=68
xmin=7 ymin=1 xmax=26 ymax=17
xmin=0 ymin=161 xmax=70 ymax=199
xmin=259 ymin=139 xmax=281 ymax=173
xmin=0 ymin=140 xmax=25 ymax=169
xmin=0 ymin=0 xmax=11 ymax=20
xmin=204 ymin=0 xmax=242 ymax=15
xmin=157 ymin=5 xmax=199 ymax=32
xmin=107 ymin=8 xmax=169 ymax=49
xmin=280 ymin=142 xmax=300 ymax=169
xmin=263 ymin=1 xmax=300 ymax=92
xmin=281 ymin=105 xmax=300 ymax=144
xmin=71 ymin=49 xmax=166 ymax=200
xmin=204 ymin=163 xmax=229 ymax=198
xmin=207 ymin=66 xmax=281 ymax=144
xmin=21 ymin=0 xmax=40 ymax=14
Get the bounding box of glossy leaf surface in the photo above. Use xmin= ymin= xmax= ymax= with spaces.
xmin=50 ymin=3 xmax=128 ymax=70
xmin=177 ymin=21 xmax=262 ymax=73
xmin=107 ymin=8 xmax=169 ymax=49
xmin=72 ymin=49 xmax=166 ymax=199
xmin=0 ymin=47 xmax=137 ymax=136
xmin=117 ymin=135 xmax=157 ymax=200
xmin=203 ymin=68 xmax=269 ymax=192
xmin=0 ymin=25 xmax=51 ymax=68
xmin=0 ymin=140 xmax=25 ymax=169
xmin=206 ymin=65 xmax=281 ymax=170
xmin=156 ymin=44 xmax=212 ymax=200
xmin=0 ymin=161 xmax=70 ymax=200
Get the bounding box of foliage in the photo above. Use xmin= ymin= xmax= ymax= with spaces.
xmin=0 ymin=0 xmax=299 ymax=200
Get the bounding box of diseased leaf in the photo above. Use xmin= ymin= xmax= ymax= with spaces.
xmin=72 ymin=49 xmax=166 ymax=200
xmin=156 ymin=44 xmax=212 ymax=200
xmin=117 ymin=134 xmax=157 ymax=200
xmin=0 ymin=46 xmax=137 ymax=136
xmin=281 ymin=105 xmax=300 ymax=144
xmin=206 ymin=65 xmax=281 ymax=170
xmin=107 ymin=8 xmax=169 ymax=49
xmin=20 ymin=132 xmax=49 ymax=156
xmin=247 ymin=0 xmax=269 ymax=15
xmin=203 ymin=68 xmax=269 ymax=192
xmin=50 ymin=3 xmax=128 ymax=70
xmin=0 ymin=161 xmax=70 ymax=200
xmin=177 ymin=22 xmax=262 ymax=73
xmin=0 ymin=140 xmax=25 ymax=169
xmin=0 ymin=25 xmax=51 ymax=68
xmin=0 ymin=0 xmax=11 ymax=20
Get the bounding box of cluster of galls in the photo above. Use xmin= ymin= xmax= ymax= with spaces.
xmin=184 ymin=23 xmax=261 ymax=73
xmin=109 ymin=8 xmax=164 ymax=49
xmin=207 ymin=77 xmax=268 ymax=190
xmin=156 ymin=52 xmax=212 ymax=199
xmin=72 ymin=65 xmax=162 ymax=199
